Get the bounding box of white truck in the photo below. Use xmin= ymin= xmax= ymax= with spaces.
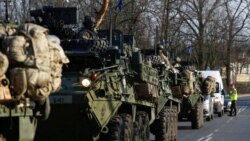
xmin=199 ymin=70 xmax=225 ymax=117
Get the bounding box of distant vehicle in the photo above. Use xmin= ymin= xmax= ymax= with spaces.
xmin=199 ymin=70 xmax=225 ymax=117
xmin=224 ymin=94 xmax=231 ymax=112
xmin=198 ymin=74 xmax=216 ymax=121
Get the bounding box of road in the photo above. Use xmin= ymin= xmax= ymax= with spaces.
xmin=178 ymin=94 xmax=250 ymax=141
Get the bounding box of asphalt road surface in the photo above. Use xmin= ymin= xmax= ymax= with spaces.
xmin=150 ymin=94 xmax=250 ymax=141
xmin=178 ymin=94 xmax=250 ymax=141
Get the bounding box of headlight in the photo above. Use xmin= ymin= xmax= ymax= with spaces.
xmin=81 ymin=78 xmax=91 ymax=87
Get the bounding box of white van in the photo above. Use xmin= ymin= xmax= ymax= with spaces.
xmin=198 ymin=70 xmax=225 ymax=117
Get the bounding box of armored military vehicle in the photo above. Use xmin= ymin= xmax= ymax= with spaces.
xmin=141 ymin=50 xmax=205 ymax=129
xmin=31 ymin=6 xmax=181 ymax=141
xmin=169 ymin=64 xmax=204 ymax=129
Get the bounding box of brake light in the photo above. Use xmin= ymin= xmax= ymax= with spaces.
xmin=214 ymin=98 xmax=220 ymax=104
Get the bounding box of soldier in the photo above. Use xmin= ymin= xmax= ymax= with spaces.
xmin=156 ymin=44 xmax=171 ymax=69
xmin=173 ymin=56 xmax=182 ymax=68
xmin=78 ymin=16 xmax=98 ymax=41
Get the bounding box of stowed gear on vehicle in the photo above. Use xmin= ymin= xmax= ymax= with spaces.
xmin=0 ymin=22 xmax=69 ymax=140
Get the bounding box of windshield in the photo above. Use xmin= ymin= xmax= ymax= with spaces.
xmin=63 ymin=53 xmax=103 ymax=72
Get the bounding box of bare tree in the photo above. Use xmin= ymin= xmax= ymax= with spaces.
xmin=224 ymin=0 xmax=250 ymax=85
xmin=176 ymin=0 xmax=221 ymax=69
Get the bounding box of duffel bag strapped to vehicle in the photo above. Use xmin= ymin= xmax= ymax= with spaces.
xmin=134 ymin=82 xmax=159 ymax=101
xmin=202 ymin=76 xmax=216 ymax=95
xmin=181 ymin=69 xmax=195 ymax=95
xmin=47 ymin=35 xmax=69 ymax=93
xmin=2 ymin=23 xmax=69 ymax=101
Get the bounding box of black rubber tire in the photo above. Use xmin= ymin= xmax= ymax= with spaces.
xmin=172 ymin=106 xmax=178 ymax=141
xmin=206 ymin=116 xmax=211 ymax=121
xmin=133 ymin=112 xmax=150 ymax=141
xmin=99 ymin=114 xmax=133 ymax=141
xmin=121 ymin=113 xmax=134 ymax=141
xmin=154 ymin=105 xmax=178 ymax=141
xmin=191 ymin=102 xmax=204 ymax=129
xmin=218 ymin=111 xmax=222 ymax=117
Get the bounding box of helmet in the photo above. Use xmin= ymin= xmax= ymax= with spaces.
xmin=156 ymin=44 xmax=164 ymax=50
xmin=83 ymin=16 xmax=96 ymax=28
xmin=175 ymin=57 xmax=181 ymax=62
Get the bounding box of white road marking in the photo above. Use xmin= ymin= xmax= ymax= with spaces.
xmin=206 ymin=133 xmax=213 ymax=137
xmin=197 ymin=137 xmax=205 ymax=141
xmin=194 ymin=101 xmax=250 ymax=141
xmin=204 ymin=137 xmax=213 ymax=141
xmin=238 ymin=106 xmax=246 ymax=114
xmin=226 ymin=117 xmax=234 ymax=123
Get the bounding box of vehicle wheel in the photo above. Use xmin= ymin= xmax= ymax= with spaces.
xmin=191 ymin=101 xmax=204 ymax=129
xmin=218 ymin=111 xmax=222 ymax=117
xmin=121 ymin=113 xmax=134 ymax=141
xmin=99 ymin=114 xmax=133 ymax=141
xmin=172 ymin=105 xmax=178 ymax=141
xmin=206 ymin=116 xmax=211 ymax=121
xmin=154 ymin=105 xmax=178 ymax=141
xmin=134 ymin=112 xmax=150 ymax=141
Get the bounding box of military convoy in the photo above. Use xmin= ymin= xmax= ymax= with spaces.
xmin=28 ymin=6 xmax=183 ymax=141
xmin=0 ymin=3 xmax=223 ymax=141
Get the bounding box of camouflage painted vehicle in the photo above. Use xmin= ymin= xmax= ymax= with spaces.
xmin=0 ymin=20 xmax=68 ymax=140
xmin=0 ymin=98 xmax=37 ymax=141
xmin=32 ymin=6 xmax=181 ymax=141
xmin=0 ymin=47 xmax=36 ymax=141
xmin=169 ymin=66 xmax=204 ymax=129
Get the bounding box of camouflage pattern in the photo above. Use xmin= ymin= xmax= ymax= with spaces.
xmin=78 ymin=28 xmax=98 ymax=40
xmin=202 ymin=76 xmax=216 ymax=95
xmin=145 ymin=54 xmax=171 ymax=69
xmin=2 ymin=23 xmax=69 ymax=102
xmin=0 ymin=52 xmax=8 ymax=77
xmin=78 ymin=16 xmax=98 ymax=40
xmin=180 ymin=69 xmax=196 ymax=95
xmin=0 ymin=52 xmax=11 ymax=100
